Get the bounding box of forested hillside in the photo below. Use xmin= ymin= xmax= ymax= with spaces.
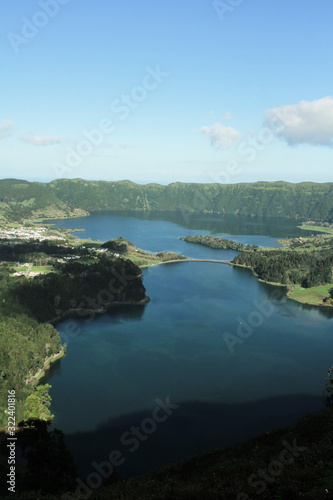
xmin=0 ymin=269 xmax=62 ymax=426
xmin=233 ymin=236 xmax=333 ymax=287
xmin=1 ymin=178 xmax=333 ymax=222
xmin=0 ymin=240 xmax=148 ymax=427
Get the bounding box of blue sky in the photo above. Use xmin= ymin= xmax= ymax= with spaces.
xmin=1 ymin=0 xmax=333 ymax=184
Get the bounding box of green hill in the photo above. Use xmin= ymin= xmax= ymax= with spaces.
xmin=0 ymin=179 xmax=87 ymax=222
xmin=0 ymin=178 xmax=333 ymax=222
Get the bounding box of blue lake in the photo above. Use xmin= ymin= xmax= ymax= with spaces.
xmin=45 ymin=212 xmax=333 ymax=478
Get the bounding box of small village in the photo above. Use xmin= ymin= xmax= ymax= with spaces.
xmin=0 ymin=224 xmax=121 ymax=278
xmin=0 ymin=225 xmax=66 ymax=242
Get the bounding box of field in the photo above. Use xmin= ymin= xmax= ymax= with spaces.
xmin=126 ymin=253 xmax=162 ymax=266
xmin=288 ymin=283 xmax=332 ymax=306
xmin=299 ymin=224 xmax=333 ymax=235
xmin=30 ymin=265 xmax=55 ymax=273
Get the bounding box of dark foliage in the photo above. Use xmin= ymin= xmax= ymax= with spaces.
xmin=233 ymin=247 xmax=333 ymax=286
xmin=11 ymin=256 xmax=148 ymax=323
xmin=101 ymin=238 xmax=127 ymax=252
xmin=0 ymin=420 xmax=76 ymax=496
xmin=180 ymin=234 xmax=256 ymax=251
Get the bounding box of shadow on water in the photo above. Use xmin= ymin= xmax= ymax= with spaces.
xmin=63 ymin=393 xmax=324 ymax=479
xmin=53 ymin=304 xmax=147 ymax=329
xmin=106 ymin=304 xmax=147 ymax=321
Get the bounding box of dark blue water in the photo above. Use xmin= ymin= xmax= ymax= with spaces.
xmin=45 ymin=213 xmax=333 ymax=478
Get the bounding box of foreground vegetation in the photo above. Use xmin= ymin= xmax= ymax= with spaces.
xmin=1 ymin=406 xmax=332 ymax=499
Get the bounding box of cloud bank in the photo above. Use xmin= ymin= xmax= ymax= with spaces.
xmin=201 ymin=123 xmax=240 ymax=149
xmin=265 ymin=96 xmax=333 ymax=147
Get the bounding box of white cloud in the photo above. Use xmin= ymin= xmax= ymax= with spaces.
xmin=264 ymin=96 xmax=333 ymax=147
xmin=0 ymin=120 xmax=14 ymax=139
xmin=19 ymin=135 xmax=63 ymax=146
xmin=200 ymin=123 xmax=241 ymax=149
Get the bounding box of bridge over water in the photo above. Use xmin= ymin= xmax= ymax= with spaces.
xmin=154 ymin=258 xmax=232 ymax=266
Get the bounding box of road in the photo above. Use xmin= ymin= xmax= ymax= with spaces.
xmin=152 ymin=258 xmax=232 ymax=266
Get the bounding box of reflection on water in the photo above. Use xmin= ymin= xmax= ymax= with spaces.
xmin=89 ymin=210 xmax=307 ymax=237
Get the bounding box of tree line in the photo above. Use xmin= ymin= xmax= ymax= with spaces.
xmin=233 ymin=247 xmax=333 ymax=287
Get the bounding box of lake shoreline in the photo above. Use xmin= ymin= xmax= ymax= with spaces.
xmin=27 ymin=213 xmax=333 ymax=310
xmin=36 ymin=212 xmax=333 ymax=493
xmin=25 ymin=347 xmax=66 ymax=385
xmin=232 ymin=262 xmax=333 ymax=309
xmin=49 ymin=298 xmax=151 ymax=326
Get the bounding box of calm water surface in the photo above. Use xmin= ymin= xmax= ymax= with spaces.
xmin=45 ymin=213 xmax=333 ymax=477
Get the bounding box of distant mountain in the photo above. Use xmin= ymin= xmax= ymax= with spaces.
xmin=0 ymin=178 xmax=332 ymax=222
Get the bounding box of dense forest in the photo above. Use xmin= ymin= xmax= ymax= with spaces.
xmin=233 ymin=245 xmax=333 ymax=287
xmin=180 ymin=234 xmax=257 ymax=251
xmin=14 ymin=256 xmax=148 ymax=323
xmin=0 ymin=240 xmax=87 ymax=264
xmin=0 ymin=245 xmax=148 ymax=427
xmin=1 ymin=178 xmax=333 ymax=222
xmin=0 ymin=273 xmax=62 ymax=426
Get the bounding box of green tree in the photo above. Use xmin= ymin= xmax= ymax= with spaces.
xmin=16 ymin=419 xmax=77 ymax=493
xmin=324 ymin=366 xmax=333 ymax=407
xmin=24 ymin=384 xmax=54 ymax=421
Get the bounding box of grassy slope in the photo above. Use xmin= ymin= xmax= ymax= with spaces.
xmin=299 ymin=225 xmax=333 ymax=235
xmin=288 ymin=284 xmax=332 ymax=306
